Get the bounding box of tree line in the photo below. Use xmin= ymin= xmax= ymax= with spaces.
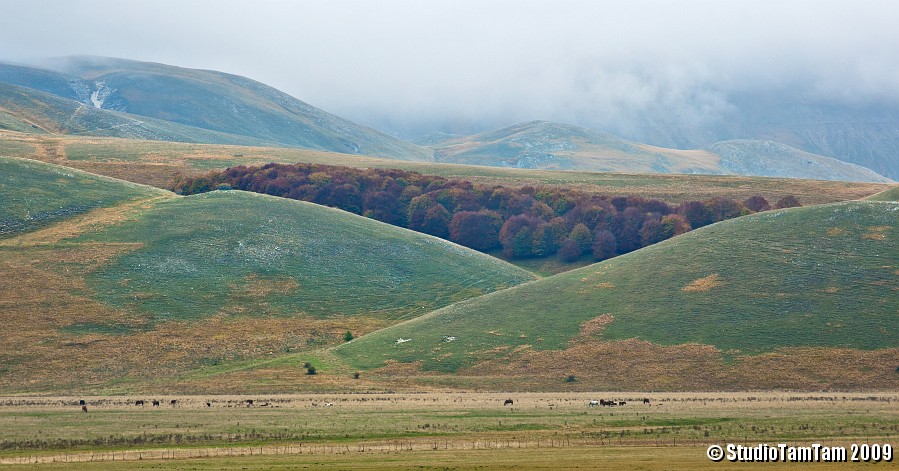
xmin=174 ymin=163 xmax=800 ymax=262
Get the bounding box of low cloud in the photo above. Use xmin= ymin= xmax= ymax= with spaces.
xmin=2 ymin=0 xmax=898 ymax=138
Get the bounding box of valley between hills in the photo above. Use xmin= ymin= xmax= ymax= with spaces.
xmin=0 ymin=55 xmax=897 ymax=470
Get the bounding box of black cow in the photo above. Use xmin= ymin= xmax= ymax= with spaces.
xmin=246 ymin=399 xmax=254 ymax=406
xmin=170 ymin=400 xmax=177 ymax=406
xmin=643 ymin=398 xmax=650 ymax=405
xmin=152 ymin=400 xmax=160 ymax=407
xmin=78 ymin=399 xmax=86 ymax=406
xmin=618 ymin=401 xmax=626 ymax=406
xmin=135 ymin=400 xmax=145 ymax=406
xmin=206 ymin=402 xmax=212 ymax=407
xmin=503 ymin=399 xmax=514 ymax=406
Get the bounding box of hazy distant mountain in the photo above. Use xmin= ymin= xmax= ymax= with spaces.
xmin=0 ymin=82 xmax=279 ymax=145
xmin=428 ymin=121 xmax=891 ymax=182
xmin=709 ymin=140 xmax=890 ymax=183
xmin=2 ymin=56 xmax=894 ymax=181
xmin=0 ymin=57 xmax=431 ymax=160
xmin=618 ymin=92 xmax=899 ymax=180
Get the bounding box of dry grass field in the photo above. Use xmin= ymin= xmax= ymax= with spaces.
xmin=1 ymin=130 xmax=890 ymax=205
xmin=0 ymin=392 xmax=895 ymax=469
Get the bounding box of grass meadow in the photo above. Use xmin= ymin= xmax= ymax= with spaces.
xmin=0 ymin=392 xmax=895 ymax=469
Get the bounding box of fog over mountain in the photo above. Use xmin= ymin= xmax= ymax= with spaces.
xmin=2 ymin=1 xmax=898 ymax=142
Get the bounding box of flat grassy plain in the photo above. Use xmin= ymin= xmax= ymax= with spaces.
xmin=0 ymin=392 xmax=895 ymax=470
xmin=1 ymin=130 xmax=890 ymax=204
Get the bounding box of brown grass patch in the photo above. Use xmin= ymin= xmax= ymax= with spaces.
xmin=862 ymin=225 xmax=891 ymax=241
xmin=681 ymin=274 xmax=723 ymax=292
xmin=231 ymin=274 xmax=300 ymax=298
xmin=577 ymin=314 xmax=613 ymax=338
xmin=457 ymin=335 xmax=899 ymax=391
xmin=862 ymin=232 xmax=888 ymax=240
xmin=826 ymin=227 xmax=845 ymax=236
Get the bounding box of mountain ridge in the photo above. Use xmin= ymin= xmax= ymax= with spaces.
xmin=0 ymin=56 xmax=433 ymax=161
xmin=428 ymin=120 xmax=891 ymax=182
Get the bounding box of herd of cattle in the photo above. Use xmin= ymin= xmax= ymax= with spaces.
xmin=76 ymin=397 xmax=650 ymax=412
xmin=502 ymin=398 xmax=651 ymax=407
xmin=75 ymin=398 xmax=331 ymax=412
xmin=587 ymin=398 xmax=651 ymax=407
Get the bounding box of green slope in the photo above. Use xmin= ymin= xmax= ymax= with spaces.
xmin=336 ymin=201 xmax=899 ymax=372
xmin=867 ymin=186 xmax=899 ymax=202
xmin=0 ymin=156 xmax=168 ymax=237
xmin=73 ymin=190 xmax=535 ymax=322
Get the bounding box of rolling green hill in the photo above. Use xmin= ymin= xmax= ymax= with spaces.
xmin=335 ymin=201 xmax=898 ymax=389
xmin=867 ymin=186 xmax=899 ymax=202
xmin=429 ymin=121 xmax=891 ymax=182
xmin=0 ymin=162 xmax=534 ymax=391
xmin=0 ymin=156 xmax=168 ymax=237
xmin=75 ymin=190 xmax=535 ymax=322
xmin=0 ymin=57 xmax=431 ymax=160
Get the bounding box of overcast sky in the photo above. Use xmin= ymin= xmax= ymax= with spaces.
xmin=2 ymin=0 xmax=898 ymax=138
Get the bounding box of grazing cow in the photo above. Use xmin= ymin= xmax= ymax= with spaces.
xmin=135 ymin=400 xmax=145 ymax=406
xmin=170 ymin=400 xmax=177 ymax=406
xmin=325 ymin=402 xmax=333 ymax=407
xmin=503 ymin=399 xmax=514 ymax=406
xmin=78 ymin=399 xmax=86 ymax=406
xmin=246 ymin=399 xmax=254 ymax=406
xmin=81 ymin=405 xmax=87 ymax=413
xmin=643 ymin=398 xmax=650 ymax=405
xmin=618 ymin=401 xmax=626 ymax=406
xmin=152 ymin=400 xmax=160 ymax=407
xmin=588 ymin=400 xmax=600 ymax=407
xmin=206 ymin=402 xmax=212 ymax=407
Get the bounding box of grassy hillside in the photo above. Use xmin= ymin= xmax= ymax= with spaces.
xmin=0 ymin=156 xmax=167 ymax=237
xmin=867 ymin=185 xmax=899 ymax=202
xmin=75 ymin=191 xmax=534 ymax=322
xmin=429 ymin=121 xmax=891 ymax=182
xmin=335 ymin=201 xmax=898 ymax=389
xmin=1 ymin=131 xmax=890 ymax=205
xmin=1 ymin=56 xmax=431 ymax=161
xmin=0 ymin=169 xmax=534 ymax=392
